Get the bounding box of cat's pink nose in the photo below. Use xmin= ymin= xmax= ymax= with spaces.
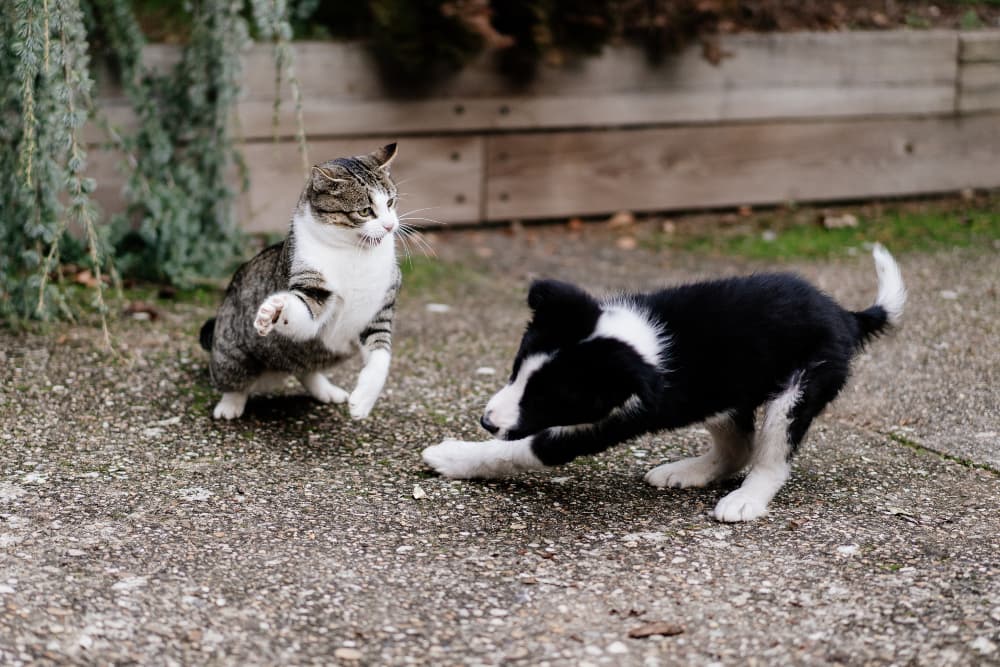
xmin=382 ymin=221 xmax=395 ymax=231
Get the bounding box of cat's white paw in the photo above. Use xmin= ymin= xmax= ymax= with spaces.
xmin=713 ymin=488 xmax=769 ymax=523
xmin=645 ymin=457 xmax=721 ymax=489
xmin=254 ymin=295 xmax=286 ymax=336
xmin=212 ymin=392 xmax=247 ymax=420
xmin=348 ymin=387 xmax=379 ymax=420
xmin=299 ymin=372 xmax=349 ymax=404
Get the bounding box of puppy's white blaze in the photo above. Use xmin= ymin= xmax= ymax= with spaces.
xmin=421 ymin=438 xmax=545 ymax=479
xmin=872 ymin=243 xmax=906 ymax=326
xmin=588 ymin=303 xmax=666 ymax=368
xmin=484 ymin=353 xmax=550 ymax=431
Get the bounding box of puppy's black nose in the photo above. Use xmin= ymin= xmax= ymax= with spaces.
xmin=480 ymin=414 xmax=499 ymax=434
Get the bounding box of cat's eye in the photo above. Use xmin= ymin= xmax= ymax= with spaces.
xmin=360 ymin=207 xmax=374 ymax=217
xmin=387 ymin=197 xmax=396 ymax=209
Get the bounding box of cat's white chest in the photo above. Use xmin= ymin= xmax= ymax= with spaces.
xmin=294 ymin=231 xmax=396 ymax=353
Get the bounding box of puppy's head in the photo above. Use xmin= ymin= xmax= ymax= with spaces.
xmin=481 ymin=280 xmax=661 ymax=440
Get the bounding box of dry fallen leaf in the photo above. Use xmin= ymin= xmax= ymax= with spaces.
xmin=628 ymin=621 xmax=685 ymax=639
xmin=616 ymin=236 xmax=638 ymax=251
xmin=607 ymin=211 xmax=635 ymax=228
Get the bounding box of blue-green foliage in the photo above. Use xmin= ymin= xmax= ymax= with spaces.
xmin=1 ymin=0 xmax=109 ymax=322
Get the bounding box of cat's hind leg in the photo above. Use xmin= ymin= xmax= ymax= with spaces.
xmin=298 ymin=371 xmax=349 ymax=405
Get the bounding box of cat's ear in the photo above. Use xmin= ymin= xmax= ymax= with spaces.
xmin=311 ymin=166 xmax=347 ymax=193
xmin=372 ymin=143 xmax=398 ymax=171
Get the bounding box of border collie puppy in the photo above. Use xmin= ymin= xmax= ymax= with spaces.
xmin=422 ymin=245 xmax=905 ymax=522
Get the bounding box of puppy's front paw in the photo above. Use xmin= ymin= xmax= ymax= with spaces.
xmin=421 ymin=439 xmax=481 ymax=478
xmin=254 ymin=295 xmax=286 ymax=336
xmin=713 ymin=488 xmax=769 ymax=523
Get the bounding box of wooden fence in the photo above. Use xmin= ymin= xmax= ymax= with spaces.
xmin=89 ymin=29 xmax=1000 ymax=231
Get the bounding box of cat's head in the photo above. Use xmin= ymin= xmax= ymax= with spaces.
xmin=305 ymin=143 xmax=399 ymax=247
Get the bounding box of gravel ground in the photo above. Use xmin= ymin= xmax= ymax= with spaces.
xmin=1 ymin=224 xmax=997 ymax=666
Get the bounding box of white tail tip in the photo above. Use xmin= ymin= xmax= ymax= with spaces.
xmin=872 ymin=243 xmax=906 ymax=326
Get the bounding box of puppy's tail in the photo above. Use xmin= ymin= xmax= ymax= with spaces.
xmin=853 ymin=243 xmax=906 ymax=346
xmin=199 ymin=318 xmax=216 ymax=352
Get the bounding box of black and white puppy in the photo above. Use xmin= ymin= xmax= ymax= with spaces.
xmin=422 ymin=245 xmax=906 ymax=522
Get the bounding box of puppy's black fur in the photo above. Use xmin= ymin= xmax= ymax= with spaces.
xmin=424 ymin=246 xmax=905 ymax=521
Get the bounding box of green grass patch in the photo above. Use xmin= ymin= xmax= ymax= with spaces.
xmin=399 ymin=255 xmax=478 ymax=294
xmin=650 ymin=203 xmax=1000 ymax=261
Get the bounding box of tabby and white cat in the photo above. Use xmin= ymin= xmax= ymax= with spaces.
xmin=199 ymin=144 xmax=402 ymax=420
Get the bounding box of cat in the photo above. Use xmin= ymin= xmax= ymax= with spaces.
xmin=199 ymin=143 xmax=402 ymax=421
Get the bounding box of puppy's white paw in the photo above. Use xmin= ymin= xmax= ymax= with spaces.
xmin=645 ymin=457 xmax=720 ymax=489
xmin=422 ymin=439 xmax=488 ymax=478
xmin=713 ymin=488 xmax=769 ymax=523
xmin=212 ymin=392 xmax=247 ymax=420
xmin=348 ymin=387 xmax=379 ymax=420
xmin=254 ymin=295 xmax=286 ymax=336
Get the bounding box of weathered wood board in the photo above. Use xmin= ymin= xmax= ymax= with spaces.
xmin=236 ymin=31 xmax=959 ymax=137
xmin=484 ymin=114 xmax=1000 ymax=221
xmin=239 ymin=137 xmax=482 ymax=233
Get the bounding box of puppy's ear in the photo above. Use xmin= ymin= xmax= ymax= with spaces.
xmin=527 ymin=280 xmax=600 ymax=339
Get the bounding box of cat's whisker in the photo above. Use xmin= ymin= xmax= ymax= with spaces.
xmin=397 ymin=226 xmax=437 ymax=258
xmin=399 ymin=205 xmax=443 ymax=217
xmin=399 ymin=216 xmax=445 ymax=226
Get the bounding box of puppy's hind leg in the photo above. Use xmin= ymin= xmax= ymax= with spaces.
xmin=713 ymin=362 xmax=849 ymax=522
xmin=645 ymin=410 xmax=754 ymax=489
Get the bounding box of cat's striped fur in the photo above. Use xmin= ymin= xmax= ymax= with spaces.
xmin=200 ymin=144 xmax=402 ymax=420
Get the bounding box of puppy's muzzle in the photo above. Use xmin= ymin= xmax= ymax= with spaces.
xmin=480 ymin=414 xmax=500 ymax=435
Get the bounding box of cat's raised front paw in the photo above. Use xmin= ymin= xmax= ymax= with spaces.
xmin=254 ymin=295 xmax=286 ymax=336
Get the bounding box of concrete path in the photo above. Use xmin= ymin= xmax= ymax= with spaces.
xmin=1 ymin=225 xmax=997 ymax=665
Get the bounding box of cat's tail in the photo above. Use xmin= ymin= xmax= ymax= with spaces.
xmin=199 ymin=318 xmax=216 ymax=352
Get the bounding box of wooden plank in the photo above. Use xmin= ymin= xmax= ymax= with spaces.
xmin=239 ymin=136 xmax=482 ymax=233
xmin=960 ymin=62 xmax=1000 ymax=90
xmin=484 ymin=115 xmax=1000 ymax=221
xmin=241 ymin=32 xmax=957 ymax=134
xmin=93 ymin=30 xmax=962 ymax=140
xmin=86 ymin=137 xmax=482 ymax=232
xmin=960 ymin=31 xmax=1000 ymax=62
xmin=960 ymin=89 xmax=1000 ymax=113
xmin=237 ymin=84 xmax=955 ymax=139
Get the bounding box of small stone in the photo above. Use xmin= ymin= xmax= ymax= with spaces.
xmin=836 ymin=544 xmax=859 ymax=556
xmin=412 ymin=484 xmax=427 ymax=500
xmin=761 ymin=230 xmax=778 ymax=242
xmin=334 ymin=647 xmax=364 ymax=661
xmin=971 ymin=637 xmax=997 ymax=655
xmin=475 ymin=367 xmax=496 ymax=376
xmin=615 ymin=236 xmax=638 ymax=251
xmin=822 ymin=213 xmax=859 ymax=229
xmin=607 ymin=641 xmax=629 ymax=654
xmin=426 ymin=303 xmax=451 ymax=313
xmin=939 ymin=290 xmax=958 ymax=300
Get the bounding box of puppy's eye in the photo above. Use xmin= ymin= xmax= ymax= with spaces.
xmin=359 ymin=207 xmax=374 ymax=217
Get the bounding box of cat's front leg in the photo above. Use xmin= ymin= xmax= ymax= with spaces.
xmin=253 ymin=293 xmax=322 ymax=341
xmin=348 ymin=348 xmax=390 ymax=419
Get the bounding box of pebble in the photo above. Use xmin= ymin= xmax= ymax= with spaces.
xmin=334 ymin=647 xmax=363 ymax=660
xmin=607 ymin=641 xmax=629 ymax=654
